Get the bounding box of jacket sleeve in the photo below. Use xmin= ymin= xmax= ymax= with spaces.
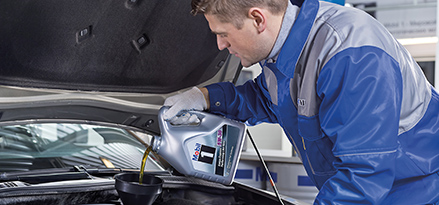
xmin=205 ymin=73 xmax=278 ymax=125
xmin=314 ymin=46 xmax=402 ymax=204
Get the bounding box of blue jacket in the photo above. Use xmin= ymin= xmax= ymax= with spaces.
xmin=206 ymin=0 xmax=439 ymax=204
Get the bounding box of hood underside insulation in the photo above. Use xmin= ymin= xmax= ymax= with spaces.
xmin=0 ymin=0 xmax=228 ymax=94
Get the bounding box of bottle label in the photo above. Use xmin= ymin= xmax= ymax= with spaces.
xmin=191 ymin=143 xmax=215 ymax=164
xmin=215 ymin=125 xmax=226 ymax=175
xmin=187 ymin=125 xmax=241 ymax=177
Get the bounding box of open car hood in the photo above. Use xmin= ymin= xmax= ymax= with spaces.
xmin=0 ymin=2 xmax=311 ymax=204
xmin=0 ymin=0 xmax=242 ymax=135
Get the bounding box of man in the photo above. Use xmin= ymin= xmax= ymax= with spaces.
xmin=163 ymin=0 xmax=439 ymax=204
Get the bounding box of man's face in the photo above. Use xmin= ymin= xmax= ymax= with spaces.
xmin=205 ymin=14 xmax=270 ymax=67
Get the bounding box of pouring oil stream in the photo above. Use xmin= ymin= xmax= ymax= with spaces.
xmin=139 ymin=145 xmax=153 ymax=184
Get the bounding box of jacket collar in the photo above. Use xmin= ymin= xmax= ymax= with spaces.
xmin=274 ymin=0 xmax=319 ymax=77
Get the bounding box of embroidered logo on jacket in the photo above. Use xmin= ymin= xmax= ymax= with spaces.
xmin=298 ymin=98 xmax=306 ymax=107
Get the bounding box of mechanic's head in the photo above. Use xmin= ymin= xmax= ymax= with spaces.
xmin=191 ymin=0 xmax=288 ymax=67
xmin=191 ymin=0 xmax=287 ymax=29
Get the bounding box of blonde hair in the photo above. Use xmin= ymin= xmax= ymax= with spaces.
xmin=191 ymin=0 xmax=288 ymax=29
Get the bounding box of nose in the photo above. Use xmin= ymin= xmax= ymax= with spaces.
xmin=217 ymin=36 xmax=230 ymax=51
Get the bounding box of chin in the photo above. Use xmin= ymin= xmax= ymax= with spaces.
xmin=239 ymin=55 xmax=266 ymax=67
xmin=240 ymin=60 xmax=258 ymax=68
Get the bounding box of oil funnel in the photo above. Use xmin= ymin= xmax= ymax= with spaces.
xmin=115 ymin=172 xmax=163 ymax=205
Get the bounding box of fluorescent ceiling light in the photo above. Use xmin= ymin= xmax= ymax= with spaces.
xmin=397 ymin=37 xmax=438 ymax=45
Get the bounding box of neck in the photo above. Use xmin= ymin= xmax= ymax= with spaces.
xmin=263 ymin=13 xmax=286 ymax=59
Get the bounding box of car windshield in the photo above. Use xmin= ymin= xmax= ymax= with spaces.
xmin=0 ymin=123 xmax=163 ymax=172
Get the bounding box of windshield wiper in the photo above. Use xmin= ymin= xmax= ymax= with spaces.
xmin=0 ymin=169 xmax=90 ymax=184
xmin=0 ymin=165 xmax=170 ymax=184
xmin=0 ymin=165 xmax=121 ymax=184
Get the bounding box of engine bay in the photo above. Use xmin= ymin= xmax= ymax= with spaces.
xmin=0 ymin=169 xmax=293 ymax=205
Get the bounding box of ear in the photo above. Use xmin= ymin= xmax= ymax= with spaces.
xmin=248 ymin=8 xmax=267 ymax=33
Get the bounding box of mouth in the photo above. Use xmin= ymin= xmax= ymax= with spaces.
xmin=230 ymin=52 xmax=239 ymax=58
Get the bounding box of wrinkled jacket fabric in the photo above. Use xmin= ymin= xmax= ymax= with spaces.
xmin=206 ymin=0 xmax=439 ymax=204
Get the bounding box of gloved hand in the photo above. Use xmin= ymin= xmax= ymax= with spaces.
xmin=163 ymin=87 xmax=208 ymax=124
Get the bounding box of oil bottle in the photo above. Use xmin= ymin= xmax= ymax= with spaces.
xmin=151 ymin=107 xmax=246 ymax=185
